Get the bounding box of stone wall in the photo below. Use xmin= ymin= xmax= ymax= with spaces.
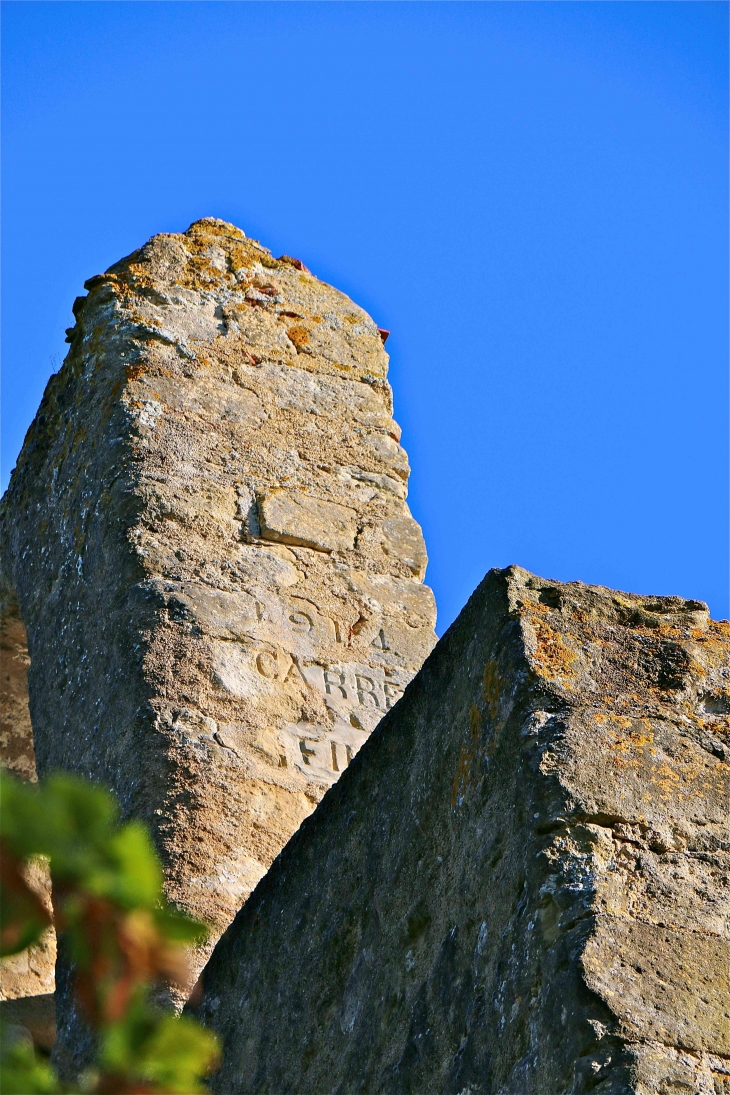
xmin=0 ymin=218 xmax=436 ymax=1068
xmin=192 ymin=566 xmax=730 ymax=1095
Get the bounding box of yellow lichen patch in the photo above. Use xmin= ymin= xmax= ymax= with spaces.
xmin=482 ymin=660 xmax=502 ymax=721
xmin=451 ymin=706 xmax=483 ymax=807
xmin=186 ymin=220 xmax=246 ymax=241
xmin=613 ymin=731 xmax=655 ymax=752
xmin=525 ymin=599 xmax=552 ymax=616
xmin=125 ymin=363 xmax=146 ymax=382
xmin=451 ymin=743 xmax=476 ymax=808
xmin=531 ymin=618 xmax=578 ymax=685
xmin=605 ymin=714 xmax=634 ymax=730
xmin=287 ymin=326 xmax=310 ymax=351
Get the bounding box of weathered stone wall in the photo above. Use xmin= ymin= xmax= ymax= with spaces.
xmin=0 ymin=218 xmax=436 ymax=1067
xmin=193 ymin=566 xmax=730 ymax=1095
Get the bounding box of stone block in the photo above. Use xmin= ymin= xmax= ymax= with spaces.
xmin=0 ymin=218 xmax=436 ymax=1077
xmin=258 ymin=492 xmax=358 ymax=553
xmin=192 ymin=567 xmax=730 ymax=1095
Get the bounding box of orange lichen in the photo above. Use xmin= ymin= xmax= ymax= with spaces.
xmin=125 ymin=363 xmax=146 ymax=382
xmin=531 ymin=618 xmax=578 ymax=683
xmin=482 ymin=660 xmax=502 ymax=721
xmin=287 ymin=327 xmax=310 ymax=351
xmin=451 ymin=705 xmax=484 ymax=807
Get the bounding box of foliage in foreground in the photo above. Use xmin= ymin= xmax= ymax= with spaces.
xmin=0 ymin=771 xmax=220 ymax=1093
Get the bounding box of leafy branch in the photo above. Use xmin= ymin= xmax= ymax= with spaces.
xmin=1 ymin=772 xmax=220 ymax=1094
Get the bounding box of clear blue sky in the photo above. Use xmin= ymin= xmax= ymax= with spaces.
xmin=2 ymin=2 xmax=728 ymax=630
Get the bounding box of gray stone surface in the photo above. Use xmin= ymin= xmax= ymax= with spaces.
xmin=0 ymin=218 xmax=436 ymax=1071
xmin=192 ymin=566 xmax=730 ymax=1095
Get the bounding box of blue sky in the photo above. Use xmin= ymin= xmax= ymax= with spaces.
xmin=2 ymin=2 xmax=727 ymax=630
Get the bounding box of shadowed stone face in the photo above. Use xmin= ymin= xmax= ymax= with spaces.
xmin=192 ymin=567 xmax=730 ymax=1095
xmin=0 ymin=219 xmax=436 ymax=1057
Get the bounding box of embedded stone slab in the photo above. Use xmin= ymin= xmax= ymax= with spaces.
xmin=0 ymin=218 xmax=436 ymax=1072
xmin=192 ymin=566 xmax=730 ymax=1095
xmin=0 ymin=593 xmax=35 ymax=785
xmin=258 ymin=491 xmax=358 ymax=552
xmin=0 ymin=593 xmax=57 ymax=1010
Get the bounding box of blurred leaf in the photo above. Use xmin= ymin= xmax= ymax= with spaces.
xmin=1 ymin=770 xmax=219 ymax=1093
xmin=152 ymin=908 xmax=208 ymax=947
xmin=135 ymin=1014 xmax=219 ymax=1094
xmin=1 ymin=771 xmax=117 ymax=870
xmin=99 ymin=824 xmax=163 ymax=909
xmin=0 ymin=1031 xmax=59 ymax=1094
xmin=97 ymin=996 xmax=219 ymax=1094
xmin=61 ymin=898 xmax=207 ymax=1026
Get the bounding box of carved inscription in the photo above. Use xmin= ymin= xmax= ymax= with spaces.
xmin=184 ymin=583 xmax=405 ymax=659
xmin=206 ymin=584 xmax=416 ymax=790
xmin=279 ymin=721 xmax=368 ymax=785
xmin=251 ymin=647 xmax=404 ymax=712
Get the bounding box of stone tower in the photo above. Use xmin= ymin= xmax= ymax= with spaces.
xmin=0 ymin=219 xmax=437 ymax=1012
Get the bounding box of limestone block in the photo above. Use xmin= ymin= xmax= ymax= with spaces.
xmin=0 ymin=218 xmax=436 ymax=1076
xmin=258 ymin=491 xmax=358 ymax=552
xmin=380 ymin=514 xmax=428 ymax=579
xmin=192 ymin=567 xmax=730 ymax=1095
xmin=0 ymin=592 xmax=57 ymax=1010
xmin=0 ymin=592 xmax=36 ymax=784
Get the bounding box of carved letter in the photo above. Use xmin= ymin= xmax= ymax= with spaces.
xmin=356 ymin=675 xmax=381 ymax=709
xmin=289 ymin=611 xmax=313 ymax=634
xmin=284 ymin=655 xmax=310 ymax=686
xmin=299 ymin=740 xmax=316 ymax=765
xmin=383 ymin=682 xmax=403 ymax=710
xmin=371 ymin=628 xmax=390 ymax=650
xmin=330 ymin=742 xmax=354 ymax=772
xmin=323 ymin=669 xmax=347 ymax=699
xmin=256 ymin=651 xmax=278 ymax=679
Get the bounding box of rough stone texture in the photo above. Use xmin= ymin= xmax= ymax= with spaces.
xmin=192 ymin=566 xmax=730 ymax=1095
xmin=0 ymin=593 xmax=37 ymax=784
xmin=0 ymin=219 xmax=436 ymax=1069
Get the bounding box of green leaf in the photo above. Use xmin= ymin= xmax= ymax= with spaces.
xmin=0 ymin=771 xmax=117 ymax=872
xmin=99 ymin=996 xmax=219 ymax=1094
xmin=84 ymin=822 xmax=163 ymax=909
xmin=0 ymin=1034 xmax=59 ymax=1094
xmin=137 ymin=1014 xmax=220 ymax=1094
xmin=153 ymin=907 xmax=209 ymax=947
